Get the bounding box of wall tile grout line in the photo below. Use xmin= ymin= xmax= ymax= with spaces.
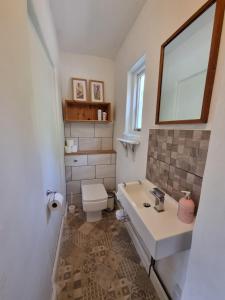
xmin=148 ymin=154 xmax=206 ymax=179
xmin=100 ymin=137 xmax=103 ymax=150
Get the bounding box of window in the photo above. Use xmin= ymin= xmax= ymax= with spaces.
xmin=134 ymin=69 xmax=145 ymax=131
xmin=125 ymin=56 xmax=145 ymax=135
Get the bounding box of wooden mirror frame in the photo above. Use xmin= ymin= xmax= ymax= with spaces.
xmin=155 ymin=0 xmax=225 ymax=125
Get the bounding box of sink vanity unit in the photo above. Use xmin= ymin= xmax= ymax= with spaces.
xmin=117 ymin=180 xmax=194 ymax=260
xmin=117 ymin=179 xmax=194 ymax=298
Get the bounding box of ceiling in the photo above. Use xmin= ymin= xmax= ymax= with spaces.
xmin=49 ymin=0 xmax=147 ymax=59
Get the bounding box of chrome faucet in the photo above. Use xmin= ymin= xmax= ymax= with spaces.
xmin=151 ymin=187 xmax=165 ymax=212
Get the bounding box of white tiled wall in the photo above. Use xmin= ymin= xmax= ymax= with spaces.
xmin=95 ymin=123 xmax=113 ymax=137
xmin=66 ymin=153 xmax=116 ymax=198
xmin=87 ymin=154 xmax=112 ymax=165
xmin=65 ymin=122 xmax=114 ymax=150
xmin=79 ymin=137 xmax=102 ymax=151
xmin=71 ymin=122 xmax=95 ymax=137
xmin=67 ymin=180 xmax=81 ymax=194
xmin=104 ymin=178 xmax=116 ymax=191
xmin=64 ymin=123 xmax=71 ymax=138
xmin=96 ymin=164 xmax=116 ymax=178
xmin=101 ymin=138 xmax=113 ymax=150
xmin=65 ymin=155 xmax=87 ymax=167
xmin=72 ymin=165 xmax=95 ymax=180
xmin=81 ymin=178 xmax=103 ymax=185
xmin=65 ymin=122 xmax=116 ymax=200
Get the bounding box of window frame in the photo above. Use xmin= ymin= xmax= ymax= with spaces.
xmin=133 ymin=67 xmax=145 ymax=131
xmin=125 ymin=56 xmax=146 ymax=136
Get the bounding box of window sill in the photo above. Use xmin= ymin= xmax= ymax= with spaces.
xmin=117 ymin=135 xmax=140 ymax=155
xmin=117 ymin=138 xmax=140 ymax=145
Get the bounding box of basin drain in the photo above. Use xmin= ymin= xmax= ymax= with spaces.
xmin=143 ymin=203 xmax=151 ymax=208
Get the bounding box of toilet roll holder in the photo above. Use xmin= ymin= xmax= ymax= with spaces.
xmin=47 ymin=190 xmax=64 ymax=211
xmin=46 ymin=190 xmax=57 ymax=209
xmin=46 ymin=190 xmax=56 ymax=196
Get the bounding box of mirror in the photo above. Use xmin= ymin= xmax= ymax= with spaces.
xmin=156 ymin=0 xmax=225 ymax=124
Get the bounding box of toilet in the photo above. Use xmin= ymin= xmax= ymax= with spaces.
xmin=81 ymin=184 xmax=108 ymax=222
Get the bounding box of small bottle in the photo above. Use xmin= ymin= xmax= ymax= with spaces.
xmin=97 ymin=109 xmax=102 ymax=121
xmin=177 ymin=191 xmax=195 ymax=224
xmin=103 ymin=112 xmax=107 ymax=121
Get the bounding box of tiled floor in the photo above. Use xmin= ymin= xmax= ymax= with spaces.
xmin=55 ymin=200 xmax=159 ymax=300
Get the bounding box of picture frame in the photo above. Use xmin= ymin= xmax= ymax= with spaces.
xmin=72 ymin=78 xmax=88 ymax=101
xmin=89 ymin=80 xmax=104 ymax=102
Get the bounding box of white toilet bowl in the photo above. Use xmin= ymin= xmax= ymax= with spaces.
xmin=81 ymin=184 xmax=108 ymax=222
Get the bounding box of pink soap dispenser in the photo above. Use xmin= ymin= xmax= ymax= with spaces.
xmin=177 ymin=191 xmax=195 ymax=224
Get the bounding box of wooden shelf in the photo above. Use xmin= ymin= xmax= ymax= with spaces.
xmin=64 ymin=120 xmax=111 ymax=124
xmin=63 ymin=100 xmax=112 ymax=122
xmin=65 ymin=150 xmax=116 ymax=156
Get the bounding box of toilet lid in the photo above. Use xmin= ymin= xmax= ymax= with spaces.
xmin=82 ymin=184 xmax=107 ymax=202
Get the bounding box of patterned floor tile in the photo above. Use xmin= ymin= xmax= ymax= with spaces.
xmin=104 ymin=250 xmax=123 ymax=271
xmin=55 ymin=203 xmax=159 ymax=300
xmin=93 ymin=263 xmax=116 ymax=290
xmin=117 ymin=257 xmax=139 ymax=283
xmin=108 ymin=277 xmax=131 ymax=300
xmin=78 ymin=222 xmax=95 ymax=235
xmin=82 ymin=278 xmax=107 ymax=300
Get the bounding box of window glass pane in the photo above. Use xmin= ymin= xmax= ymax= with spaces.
xmin=134 ymin=72 xmax=145 ymax=130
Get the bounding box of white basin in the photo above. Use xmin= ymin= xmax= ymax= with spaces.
xmin=117 ymin=180 xmax=194 ymax=260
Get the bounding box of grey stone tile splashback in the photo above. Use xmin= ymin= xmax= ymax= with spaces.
xmin=167 ymin=166 xmax=202 ymax=207
xmin=171 ymin=130 xmax=211 ymax=177
xmin=146 ymin=129 xmax=210 ymax=207
xmin=146 ymin=157 xmax=169 ymax=192
xmin=148 ymin=129 xmax=173 ymax=164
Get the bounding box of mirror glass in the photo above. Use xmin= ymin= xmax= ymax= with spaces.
xmin=159 ymin=3 xmax=216 ymax=122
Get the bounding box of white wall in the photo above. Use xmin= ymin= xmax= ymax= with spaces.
xmin=0 ymin=1 xmax=64 ymax=300
xmin=60 ymin=52 xmax=115 ymax=104
xmin=29 ymin=0 xmax=59 ymax=65
xmin=29 ymin=0 xmax=65 ymax=191
xmin=182 ymin=17 xmax=225 ymax=300
xmin=114 ymin=0 xmax=225 ymax=298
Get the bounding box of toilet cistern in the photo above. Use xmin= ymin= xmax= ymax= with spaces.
xmin=151 ymin=187 xmax=165 ymax=212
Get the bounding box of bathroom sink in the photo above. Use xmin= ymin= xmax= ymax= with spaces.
xmin=117 ymin=180 xmax=194 ymax=260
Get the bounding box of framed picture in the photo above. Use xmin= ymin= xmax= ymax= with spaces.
xmin=72 ymin=78 xmax=88 ymax=101
xmin=90 ymin=80 xmax=104 ymax=102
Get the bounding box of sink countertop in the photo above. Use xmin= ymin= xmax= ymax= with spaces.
xmin=118 ymin=179 xmax=195 ymax=242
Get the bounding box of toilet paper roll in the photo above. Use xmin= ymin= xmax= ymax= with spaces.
xmin=115 ymin=209 xmax=126 ymax=221
xmin=48 ymin=192 xmax=64 ymax=211
xmin=68 ymin=204 xmax=76 ymax=214
xmin=72 ymin=145 xmax=78 ymax=153
xmin=66 ymin=139 xmax=74 ymax=147
xmin=65 ymin=146 xmax=72 ymax=153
